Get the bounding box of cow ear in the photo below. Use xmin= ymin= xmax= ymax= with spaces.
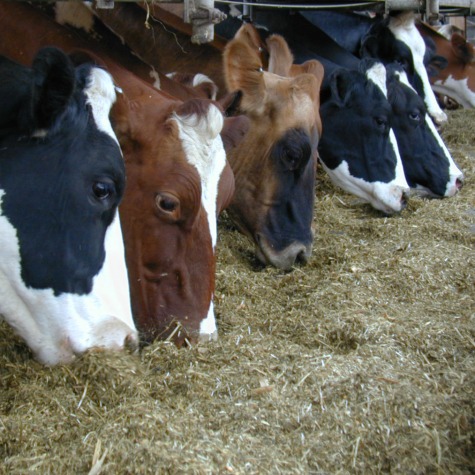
xmin=218 ymin=91 xmax=243 ymax=117
xmin=220 ymin=115 xmax=250 ymax=152
xmin=29 ymin=46 xmax=75 ymax=130
xmin=223 ymin=38 xmax=266 ymax=109
xmin=360 ymin=34 xmax=380 ymax=59
xmin=451 ymin=33 xmax=473 ymax=65
xmin=266 ymin=34 xmax=293 ymax=76
xmin=217 ymin=160 xmax=235 ymax=214
xmin=295 ymin=60 xmax=324 ymax=100
xmin=329 ymin=68 xmax=354 ymax=107
xmin=295 ymin=60 xmax=324 ymax=82
xmin=234 ymin=23 xmax=267 ymax=54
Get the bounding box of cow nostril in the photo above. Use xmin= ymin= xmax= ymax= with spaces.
xmin=124 ymin=333 xmax=139 ymax=352
xmin=400 ymin=193 xmax=408 ymax=210
xmin=455 ymin=178 xmax=463 ymax=191
xmin=296 ymin=248 xmax=310 ymax=265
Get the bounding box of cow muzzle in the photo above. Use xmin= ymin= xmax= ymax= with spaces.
xmin=255 ymin=234 xmax=312 ymax=271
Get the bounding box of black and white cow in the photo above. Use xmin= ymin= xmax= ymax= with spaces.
xmin=287 ymin=13 xmax=463 ymax=199
xmin=385 ymin=63 xmax=463 ymax=196
xmin=300 ymin=9 xmax=448 ymax=125
xmin=316 ymin=57 xmax=410 ymax=213
xmin=0 ymin=47 xmax=138 ymax=365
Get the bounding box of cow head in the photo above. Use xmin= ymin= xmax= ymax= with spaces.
xmin=223 ymin=24 xmax=323 ymax=270
xmin=0 ymin=47 xmax=137 ymax=365
xmin=422 ymin=26 xmax=475 ymax=109
xmin=113 ymin=93 xmax=232 ymax=344
xmin=166 ymin=72 xmax=219 ymax=100
xmin=360 ymin=11 xmax=448 ymax=125
xmin=386 ymin=64 xmax=464 ymax=197
xmin=318 ymin=59 xmax=409 ymax=214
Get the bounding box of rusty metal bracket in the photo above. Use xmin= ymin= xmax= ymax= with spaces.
xmin=95 ymin=0 xmax=115 ymax=9
xmin=184 ymin=0 xmax=227 ymax=44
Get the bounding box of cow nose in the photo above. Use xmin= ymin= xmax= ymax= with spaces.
xmin=400 ymin=193 xmax=408 ymax=210
xmin=455 ymin=178 xmax=463 ymax=191
xmin=255 ymin=233 xmax=312 ymax=270
xmin=124 ymin=332 xmax=139 ymax=352
xmin=296 ymin=248 xmax=310 ymax=265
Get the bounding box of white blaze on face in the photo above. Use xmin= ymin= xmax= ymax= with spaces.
xmin=93 ymin=213 xmax=136 ymax=332
xmin=172 ymin=104 xmax=226 ymax=249
xmin=199 ymin=301 xmax=218 ymax=341
xmin=432 ymin=77 xmax=475 ymax=109
xmin=388 ymin=12 xmax=447 ymax=124
xmin=84 ymin=67 xmax=120 ymax=146
xmin=0 ymin=191 xmax=138 ymax=365
xmin=172 ymin=104 xmax=226 ymax=338
xmin=321 ymin=157 xmax=407 ymax=214
xmin=424 ymin=116 xmax=464 ymax=197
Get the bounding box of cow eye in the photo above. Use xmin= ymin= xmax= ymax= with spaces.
xmin=283 ymin=152 xmax=301 ymax=171
xmin=159 ymin=197 xmax=177 ymax=212
xmin=396 ymin=58 xmax=408 ymax=68
xmin=409 ymin=111 xmax=421 ymax=122
xmin=92 ymin=180 xmax=114 ymax=200
xmin=155 ymin=193 xmax=179 ymax=213
xmin=375 ymin=116 xmax=388 ymax=131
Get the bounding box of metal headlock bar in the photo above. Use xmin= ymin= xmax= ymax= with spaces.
xmin=31 ymin=0 xmax=475 ymax=43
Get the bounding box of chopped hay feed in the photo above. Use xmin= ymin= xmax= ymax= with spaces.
xmin=1 ymin=109 xmax=474 ymax=474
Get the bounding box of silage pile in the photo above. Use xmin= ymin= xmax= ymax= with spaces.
xmin=1 ymin=110 xmax=474 ymax=474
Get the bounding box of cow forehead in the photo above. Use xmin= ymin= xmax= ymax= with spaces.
xmin=170 ymin=104 xmax=223 ymax=176
xmin=261 ymin=73 xmax=319 ymax=132
xmin=84 ymin=66 xmax=120 ymax=146
xmin=389 ymin=19 xmax=426 ymax=74
xmin=365 ymin=62 xmax=388 ymax=96
xmin=389 ymin=17 xmax=426 ymax=62
xmin=171 ymin=103 xmax=226 ymax=248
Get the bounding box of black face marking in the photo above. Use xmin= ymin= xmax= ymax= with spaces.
xmin=263 ymin=127 xmax=316 ymax=252
xmin=386 ymin=70 xmax=450 ymax=195
xmin=0 ymin=47 xmax=125 ymax=296
xmin=319 ymin=67 xmax=398 ymax=184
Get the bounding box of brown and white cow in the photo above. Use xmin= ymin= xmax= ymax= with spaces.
xmin=0 ymin=1 xmax=243 ymax=345
xmin=222 ymin=24 xmax=324 ymax=270
xmin=417 ymin=21 xmax=475 ymax=109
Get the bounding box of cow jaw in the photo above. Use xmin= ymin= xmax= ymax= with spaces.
xmin=424 ymin=115 xmax=464 ymax=197
xmin=0 ymin=205 xmax=137 ymax=365
xmin=432 ymin=76 xmax=475 ymax=109
xmin=320 ymin=160 xmax=409 ymax=215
